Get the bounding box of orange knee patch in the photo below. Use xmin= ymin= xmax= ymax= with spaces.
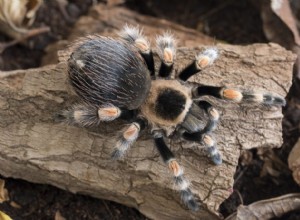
xmin=223 ymin=89 xmax=243 ymax=101
xmin=209 ymin=108 xmax=219 ymax=120
xmin=168 ymin=160 xmax=181 ymax=176
xmin=197 ymin=56 xmax=210 ymax=69
xmin=203 ymin=134 xmax=214 ymax=147
xmin=98 ymin=107 xmax=120 ymax=117
xmin=163 ymin=48 xmax=174 ymax=64
xmin=135 ymin=38 xmax=150 ymax=53
xmin=123 ymin=124 xmax=139 ymax=140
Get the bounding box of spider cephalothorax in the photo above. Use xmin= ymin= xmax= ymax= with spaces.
xmin=58 ymin=25 xmax=286 ymax=211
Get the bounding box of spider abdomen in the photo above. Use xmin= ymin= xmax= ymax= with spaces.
xmin=68 ymin=36 xmax=151 ymax=110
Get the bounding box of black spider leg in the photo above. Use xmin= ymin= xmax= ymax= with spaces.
xmin=156 ymin=32 xmax=177 ymax=78
xmin=196 ymin=100 xmax=220 ymax=133
xmin=141 ymin=52 xmax=155 ymax=76
xmin=153 ymin=131 xmax=200 ymax=211
xmin=178 ymin=48 xmax=218 ymax=81
xmin=192 ymin=85 xmax=286 ymax=106
xmin=118 ymin=25 xmax=155 ymax=76
xmin=180 ymin=100 xmax=222 ymax=165
xmin=55 ymin=103 xmax=135 ymax=127
xmin=111 ymin=117 xmax=147 ymax=159
xmin=181 ymin=129 xmax=222 ymax=166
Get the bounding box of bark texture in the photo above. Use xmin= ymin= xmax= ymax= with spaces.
xmin=0 ymin=4 xmax=296 ymax=220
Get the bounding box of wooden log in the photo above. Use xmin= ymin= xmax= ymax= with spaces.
xmin=0 ymin=3 xmax=295 ymax=220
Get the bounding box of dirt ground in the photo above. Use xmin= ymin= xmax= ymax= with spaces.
xmin=0 ymin=0 xmax=300 ymax=219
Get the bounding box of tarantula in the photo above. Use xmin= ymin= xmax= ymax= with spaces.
xmin=58 ymin=25 xmax=285 ymax=211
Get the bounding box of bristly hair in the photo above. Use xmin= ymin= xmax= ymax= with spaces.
xmin=68 ymin=36 xmax=151 ymax=110
xmin=118 ymin=24 xmax=147 ymax=43
xmin=195 ymin=48 xmax=219 ymax=67
xmin=56 ymin=103 xmax=100 ymax=127
xmin=156 ymin=32 xmax=177 ymax=60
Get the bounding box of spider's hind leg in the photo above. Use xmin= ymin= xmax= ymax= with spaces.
xmin=111 ymin=118 xmax=147 ymax=159
xmin=55 ymin=103 xmax=123 ymax=127
xmin=156 ymin=32 xmax=177 ymax=78
xmin=118 ymin=25 xmax=155 ymax=76
xmin=153 ymin=131 xmax=200 ymax=211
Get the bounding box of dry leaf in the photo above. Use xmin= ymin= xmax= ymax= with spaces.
xmin=55 ymin=210 xmax=66 ymax=220
xmin=260 ymin=0 xmax=300 ymax=79
xmin=0 ymin=211 xmax=12 ymax=220
xmin=270 ymin=0 xmax=300 ymax=45
xmin=240 ymin=150 xmax=253 ymax=166
xmin=0 ymin=179 xmax=9 ymax=203
xmin=261 ymin=0 xmax=299 ymax=48
xmin=0 ymin=0 xmax=43 ymax=39
xmin=9 ymin=201 xmax=22 ymax=209
xmin=225 ymin=193 xmax=300 ymax=220
xmin=257 ymin=148 xmax=289 ymax=178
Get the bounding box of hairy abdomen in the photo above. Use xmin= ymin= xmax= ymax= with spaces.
xmin=68 ymin=36 xmax=151 ymax=110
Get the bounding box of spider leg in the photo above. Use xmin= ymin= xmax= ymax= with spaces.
xmin=178 ymin=48 xmax=218 ymax=81
xmin=196 ymin=100 xmax=220 ymax=133
xmin=192 ymin=85 xmax=286 ymax=106
xmin=156 ymin=32 xmax=177 ymax=78
xmin=111 ymin=118 xmax=147 ymax=159
xmin=181 ymin=131 xmax=222 ymax=165
xmin=118 ymin=25 xmax=155 ymax=76
xmin=153 ymin=132 xmax=200 ymax=211
xmin=55 ymin=103 xmax=132 ymax=127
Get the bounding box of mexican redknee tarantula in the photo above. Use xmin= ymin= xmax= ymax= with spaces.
xmin=58 ymin=25 xmax=285 ymax=211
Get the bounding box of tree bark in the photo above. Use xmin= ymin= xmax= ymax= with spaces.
xmin=0 ymin=4 xmax=295 ymax=220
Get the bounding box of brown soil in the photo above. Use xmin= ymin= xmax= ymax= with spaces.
xmin=0 ymin=0 xmax=300 ymax=219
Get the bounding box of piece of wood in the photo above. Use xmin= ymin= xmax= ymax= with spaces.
xmin=0 ymin=3 xmax=295 ymax=220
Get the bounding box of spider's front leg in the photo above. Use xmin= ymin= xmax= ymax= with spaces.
xmin=178 ymin=48 xmax=218 ymax=81
xmin=153 ymin=131 xmax=200 ymax=211
xmin=192 ymin=85 xmax=286 ymax=106
xmin=118 ymin=25 xmax=155 ymax=76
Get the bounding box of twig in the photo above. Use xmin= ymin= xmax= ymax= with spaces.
xmin=0 ymin=26 xmax=50 ymax=54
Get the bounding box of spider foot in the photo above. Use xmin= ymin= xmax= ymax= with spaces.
xmin=207 ymin=146 xmax=222 ymax=165
xmin=168 ymin=160 xmax=200 ymax=211
xmin=202 ymin=134 xmax=222 ymax=165
xmin=180 ymin=188 xmax=200 ymax=211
